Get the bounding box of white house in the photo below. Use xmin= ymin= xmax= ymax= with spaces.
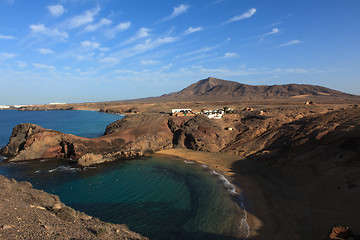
xmin=172 ymin=109 xmax=192 ymax=114
xmin=203 ymin=109 xmax=224 ymax=119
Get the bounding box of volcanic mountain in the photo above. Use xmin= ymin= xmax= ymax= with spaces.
xmin=158 ymin=77 xmax=359 ymax=102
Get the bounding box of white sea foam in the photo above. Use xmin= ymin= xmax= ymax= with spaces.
xmin=40 ymin=159 xmax=48 ymax=162
xmin=10 ymin=161 xmax=25 ymax=165
xmin=84 ymin=166 xmax=97 ymax=170
xmin=211 ymin=170 xmax=250 ymax=239
xmin=35 ymin=170 xmax=41 ymax=174
xmin=200 ymin=164 xmax=208 ymax=168
xmin=237 ymin=194 xmax=250 ymax=238
xmin=48 ymin=166 xmax=80 ymax=173
xmin=210 ymin=170 xmax=238 ymax=195
xmin=184 ymin=160 xmax=195 ymax=164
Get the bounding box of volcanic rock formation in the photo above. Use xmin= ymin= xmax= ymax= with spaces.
xmin=0 ymin=175 xmax=147 ymax=240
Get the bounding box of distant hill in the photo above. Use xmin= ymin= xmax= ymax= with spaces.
xmin=157 ymin=77 xmax=359 ymax=102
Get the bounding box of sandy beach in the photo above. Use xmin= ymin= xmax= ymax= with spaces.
xmin=155 ymin=149 xmax=314 ymax=240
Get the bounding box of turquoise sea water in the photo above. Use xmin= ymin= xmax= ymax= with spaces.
xmin=0 ymin=110 xmax=246 ymax=240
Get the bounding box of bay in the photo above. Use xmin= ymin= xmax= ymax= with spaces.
xmin=0 ymin=110 xmax=244 ymax=239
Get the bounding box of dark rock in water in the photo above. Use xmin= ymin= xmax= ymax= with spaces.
xmin=0 ymin=175 xmax=147 ymax=239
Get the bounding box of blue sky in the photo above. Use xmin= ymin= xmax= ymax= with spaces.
xmin=0 ymin=0 xmax=359 ymax=104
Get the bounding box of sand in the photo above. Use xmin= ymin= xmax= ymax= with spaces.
xmin=155 ymin=149 xmax=314 ymax=240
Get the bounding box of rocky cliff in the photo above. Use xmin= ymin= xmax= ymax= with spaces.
xmin=0 ymin=175 xmax=147 ymax=240
xmin=0 ymin=123 xmax=138 ymax=166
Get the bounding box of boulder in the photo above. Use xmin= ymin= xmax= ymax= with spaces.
xmin=329 ymin=226 xmax=352 ymax=239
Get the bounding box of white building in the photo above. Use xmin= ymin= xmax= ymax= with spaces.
xmin=203 ymin=109 xmax=224 ymax=119
xmin=172 ymin=109 xmax=192 ymax=114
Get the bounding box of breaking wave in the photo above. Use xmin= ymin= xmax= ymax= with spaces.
xmin=210 ymin=170 xmax=250 ymax=239
xmin=210 ymin=170 xmax=238 ymax=195
xmin=48 ymin=166 xmax=80 ymax=173
xmin=183 ymin=160 xmax=195 ymax=164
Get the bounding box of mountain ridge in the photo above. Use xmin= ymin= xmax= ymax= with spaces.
xmin=158 ymin=77 xmax=358 ymax=101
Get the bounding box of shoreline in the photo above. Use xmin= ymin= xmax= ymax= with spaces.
xmin=154 ymin=149 xmax=314 ymax=240
xmin=153 ymin=149 xmax=253 ymax=239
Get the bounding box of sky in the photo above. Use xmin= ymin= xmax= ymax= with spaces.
xmin=0 ymin=0 xmax=359 ymax=104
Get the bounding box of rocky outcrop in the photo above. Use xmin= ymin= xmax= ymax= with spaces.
xmin=77 ymin=150 xmax=144 ymax=167
xmin=0 ymin=123 xmax=129 ymax=166
xmin=168 ymin=115 xmax=231 ymax=152
xmin=0 ymin=175 xmax=147 ymax=240
xmin=1 ymin=114 xmax=174 ymax=166
xmin=104 ymin=113 xmax=174 ymax=153
xmin=329 ymin=226 xmax=352 ymax=239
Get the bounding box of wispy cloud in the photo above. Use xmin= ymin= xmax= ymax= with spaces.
xmin=224 ymin=8 xmax=257 ymax=25
xmin=140 ymin=59 xmax=160 ymax=65
xmin=33 ymin=63 xmax=56 ymax=71
xmin=16 ymin=61 xmax=27 ymax=68
xmin=105 ymin=21 xmax=131 ymax=38
xmin=267 ymin=22 xmax=282 ymax=28
xmin=184 ymin=26 xmax=203 ymax=35
xmin=48 ymin=4 xmax=65 ymax=17
xmin=172 ymin=4 xmax=190 ymax=18
xmin=176 ymin=37 xmax=231 ymax=59
xmin=121 ymin=27 xmax=151 ymax=45
xmin=132 ymin=37 xmax=177 ymax=52
xmin=38 ymin=48 xmax=54 ymax=55
xmin=0 ymin=34 xmax=16 ymax=40
xmin=81 ymin=40 xmax=109 ymax=51
xmin=224 ymin=52 xmax=238 ymax=58
xmin=85 ymin=18 xmax=112 ymax=32
xmin=66 ymin=6 xmax=100 ymax=29
xmin=260 ymin=28 xmax=280 ymax=37
xmin=106 ymin=36 xmax=177 ymax=65
xmin=30 ymin=24 xmax=69 ymax=40
xmin=0 ymin=52 xmax=16 ymax=60
xmin=162 ymin=63 xmax=173 ymax=70
xmin=209 ymin=0 xmax=226 ymax=6
xmin=160 ymin=4 xmax=190 ymax=22
xmin=100 ymin=57 xmax=119 ymax=65
xmin=278 ymin=39 xmax=301 ymax=47
xmin=259 ymin=28 xmax=280 ymax=40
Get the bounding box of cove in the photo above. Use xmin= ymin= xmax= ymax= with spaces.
xmin=0 ymin=157 xmax=244 ymax=240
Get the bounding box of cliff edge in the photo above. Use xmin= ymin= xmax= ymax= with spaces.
xmin=0 ymin=175 xmax=147 ymax=240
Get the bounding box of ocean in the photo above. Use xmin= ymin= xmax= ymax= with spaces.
xmin=0 ymin=110 xmax=246 ymax=240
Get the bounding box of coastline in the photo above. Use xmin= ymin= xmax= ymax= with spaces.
xmin=154 ymin=149 xmax=314 ymax=240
